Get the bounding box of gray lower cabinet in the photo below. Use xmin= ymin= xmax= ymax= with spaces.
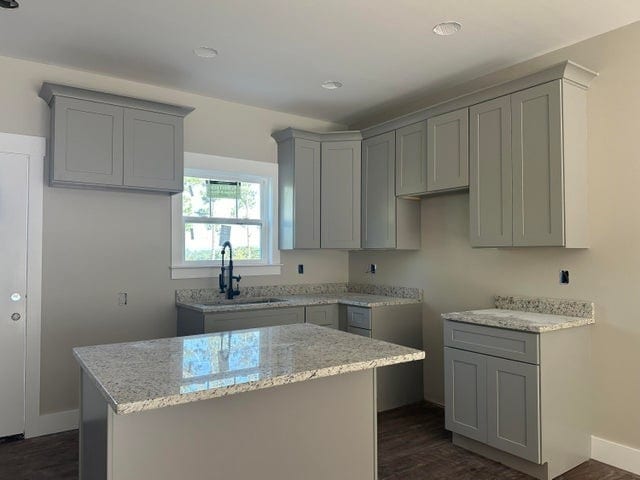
xmin=346 ymin=304 xmax=423 ymax=412
xmin=321 ymin=140 xmax=361 ymax=248
xmin=39 ymin=83 xmax=193 ymax=194
xmin=426 ymin=107 xmax=469 ymax=192
xmin=177 ymin=306 xmax=305 ymax=336
xmin=469 ymin=79 xmax=589 ymax=248
xmin=486 ymin=356 xmax=540 ymax=462
xmin=362 ymin=132 xmax=421 ymax=249
xmin=305 ymin=304 xmax=339 ymax=329
xmin=395 ymin=121 xmax=428 ymax=196
xmin=444 ymin=319 xmax=591 ymax=480
xmin=444 ymin=347 xmax=487 ymax=443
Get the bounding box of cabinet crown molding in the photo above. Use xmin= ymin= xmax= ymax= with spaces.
xmin=272 ymin=127 xmax=362 ymax=143
xmin=361 ymin=60 xmax=598 ymax=139
xmin=38 ymin=82 xmax=195 ymax=117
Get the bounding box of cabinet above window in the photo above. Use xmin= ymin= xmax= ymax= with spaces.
xmin=38 ymin=83 xmax=194 ymax=194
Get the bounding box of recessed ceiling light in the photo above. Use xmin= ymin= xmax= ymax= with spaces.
xmin=193 ymin=47 xmax=218 ymax=58
xmin=0 ymin=0 xmax=19 ymax=8
xmin=433 ymin=21 xmax=462 ymax=36
xmin=321 ymin=80 xmax=343 ymax=90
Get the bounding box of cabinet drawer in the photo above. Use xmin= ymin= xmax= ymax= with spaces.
xmin=348 ymin=326 xmax=372 ymax=338
xmin=347 ymin=306 xmax=371 ymax=329
xmin=443 ymin=320 xmax=539 ymax=364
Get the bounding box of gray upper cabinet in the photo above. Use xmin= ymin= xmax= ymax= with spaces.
xmin=427 ymin=108 xmax=469 ymax=192
xmin=275 ymin=135 xmax=321 ymax=249
xmin=362 ymin=132 xmax=420 ymax=250
xmin=511 ymin=81 xmax=564 ymax=247
xmin=321 ymin=140 xmax=361 ymax=249
xmin=469 ymin=96 xmax=513 ymax=247
xmin=39 ymin=83 xmax=193 ymax=194
xmin=470 ymin=79 xmax=590 ymax=248
xmin=50 ymin=97 xmax=124 ymax=187
xmin=396 ymin=121 xmax=427 ymax=196
xmin=123 ymin=108 xmax=183 ymax=192
xmin=273 ymin=129 xmax=362 ymax=250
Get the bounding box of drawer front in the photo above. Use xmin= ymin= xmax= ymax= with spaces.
xmin=348 ymin=326 xmax=372 ymax=338
xmin=347 ymin=306 xmax=372 ymax=329
xmin=443 ymin=320 xmax=539 ymax=364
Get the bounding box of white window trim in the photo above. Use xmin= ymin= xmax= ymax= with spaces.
xmin=171 ymin=152 xmax=281 ymax=279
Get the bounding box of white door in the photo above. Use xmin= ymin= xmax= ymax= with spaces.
xmin=0 ymin=151 xmax=29 ymax=437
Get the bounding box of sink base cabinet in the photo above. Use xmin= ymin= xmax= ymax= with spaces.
xmin=444 ymin=320 xmax=591 ymax=480
xmin=177 ymin=307 xmax=306 ymax=336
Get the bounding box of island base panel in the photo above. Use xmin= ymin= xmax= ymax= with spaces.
xmin=82 ymin=370 xmax=377 ymax=480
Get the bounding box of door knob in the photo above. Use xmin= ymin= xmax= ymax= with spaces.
xmin=10 ymin=293 xmax=21 ymax=302
xmin=11 ymin=313 xmax=21 ymax=321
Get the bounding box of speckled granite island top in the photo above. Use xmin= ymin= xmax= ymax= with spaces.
xmin=73 ymin=323 xmax=425 ymax=415
xmin=442 ymin=294 xmax=595 ymax=333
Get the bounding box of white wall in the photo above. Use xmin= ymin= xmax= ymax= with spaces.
xmin=350 ymin=21 xmax=640 ymax=450
xmin=0 ymin=54 xmax=349 ymax=414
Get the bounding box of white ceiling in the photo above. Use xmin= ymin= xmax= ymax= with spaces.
xmin=1 ymin=1 xmax=639 ymax=125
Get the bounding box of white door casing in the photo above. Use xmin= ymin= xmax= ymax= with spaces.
xmin=0 ymin=133 xmax=44 ymax=438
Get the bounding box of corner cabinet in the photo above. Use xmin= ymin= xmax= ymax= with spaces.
xmin=39 ymin=83 xmax=193 ymax=194
xmin=470 ymin=79 xmax=590 ymax=247
xmin=444 ymin=319 xmax=592 ymax=480
xmin=273 ymin=129 xmax=362 ymax=250
xmin=362 ymin=132 xmax=420 ymax=249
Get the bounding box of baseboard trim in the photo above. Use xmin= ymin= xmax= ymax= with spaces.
xmin=27 ymin=409 xmax=78 ymax=438
xmin=591 ymin=435 xmax=640 ymax=476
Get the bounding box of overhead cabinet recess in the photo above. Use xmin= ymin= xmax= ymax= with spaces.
xmin=273 ymin=128 xmax=362 ymax=249
xmin=39 ymin=83 xmax=194 ymax=194
xmin=362 ymin=132 xmax=420 ymax=249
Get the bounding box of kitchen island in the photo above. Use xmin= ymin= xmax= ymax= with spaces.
xmin=74 ymin=323 xmax=424 ymax=480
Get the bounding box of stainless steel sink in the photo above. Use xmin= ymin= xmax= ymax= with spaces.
xmin=201 ymin=297 xmax=288 ymax=306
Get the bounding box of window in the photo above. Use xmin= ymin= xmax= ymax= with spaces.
xmin=171 ymin=152 xmax=280 ymax=279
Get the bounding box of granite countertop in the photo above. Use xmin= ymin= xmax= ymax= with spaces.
xmin=176 ymin=292 xmax=421 ymax=313
xmin=73 ymin=323 xmax=425 ymax=415
xmin=442 ymin=308 xmax=595 ymax=333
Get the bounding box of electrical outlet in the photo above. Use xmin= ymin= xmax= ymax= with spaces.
xmin=118 ymin=292 xmax=128 ymax=306
xmin=370 ymin=264 xmax=377 ymax=274
xmin=297 ymin=264 xmax=304 ymax=274
xmin=560 ymin=270 xmax=570 ymax=285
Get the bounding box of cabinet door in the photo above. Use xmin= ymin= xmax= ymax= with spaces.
xmin=511 ymin=81 xmax=564 ymax=246
xmin=362 ymin=132 xmax=396 ymax=249
xmin=204 ymin=307 xmax=305 ymax=333
xmin=469 ymin=96 xmax=513 ymax=247
xmin=321 ymin=141 xmax=361 ymax=249
xmin=444 ymin=347 xmax=487 ymax=443
xmin=427 ymin=108 xmax=469 ymax=191
xmin=123 ymin=108 xmax=183 ymax=192
xmin=305 ymin=304 xmax=339 ymax=329
xmin=51 ymin=97 xmax=124 ymax=186
xmin=395 ymin=121 xmax=427 ymax=196
xmin=486 ymin=356 xmax=541 ymax=463
xmin=294 ymin=139 xmax=321 ymax=248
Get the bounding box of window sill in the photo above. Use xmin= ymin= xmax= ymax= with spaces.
xmin=170 ymin=263 xmax=283 ymax=280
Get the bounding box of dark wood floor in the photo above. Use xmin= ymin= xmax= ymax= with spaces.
xmin=0 ymin=402 xmax=637 ymax=479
